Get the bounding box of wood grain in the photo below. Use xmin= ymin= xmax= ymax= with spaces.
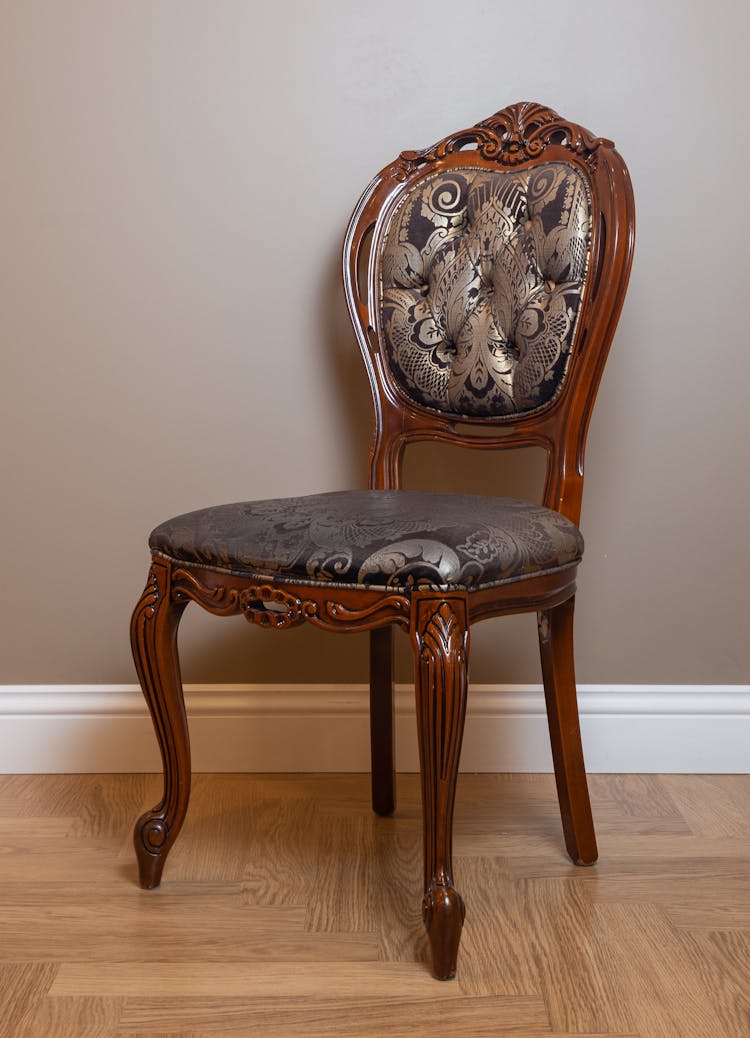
xmin=593 ymin=902 xmax=734 ymax=1038
xmin=3 ymin=773 xmax=750 ymax=1037
xmin=518 ymin=877 xmax=636 ymax=1034
xmin=658 ymin=774 xmax=750 ymax=838
xmin=0 ymin=963 xmax=57 ymax=1038
xmin=115 ymin=995 xmax=553 ymax=1037
xmin=16 ymin=997 xmax=121 ymax=1038
xmin=50 ymin=962 xmax=455 ymax=999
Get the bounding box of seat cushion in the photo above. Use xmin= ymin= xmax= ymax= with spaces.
xmin=150 ymin=490 xmax=582 ymax=591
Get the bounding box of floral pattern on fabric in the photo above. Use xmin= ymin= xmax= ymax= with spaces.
xmin=380 ymin=162 xmax=591 ymax=416
xmin=150 ymin=490 xmax=583 ymax=591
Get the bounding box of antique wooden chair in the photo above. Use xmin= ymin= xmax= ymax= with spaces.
xmin=130 ymin=101 xmax=635 ymax=980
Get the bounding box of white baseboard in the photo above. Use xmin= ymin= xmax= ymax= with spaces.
xmin=0 ymin=683 xmax=748 ymax=774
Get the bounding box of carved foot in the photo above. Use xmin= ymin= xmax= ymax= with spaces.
xmin=423 ymin=883 xmax=466 ymax=980
xmin=134 ymin=813 xmax=173 ymax=889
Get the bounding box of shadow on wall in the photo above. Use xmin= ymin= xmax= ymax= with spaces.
xmin=318 ymin=235 xmax=373 ymax=486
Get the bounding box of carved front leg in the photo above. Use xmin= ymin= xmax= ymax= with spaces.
xmin=130 ymin=559 xmax=190 ymax=888
xmin=412 ymin=594 xmax=470 ymax=980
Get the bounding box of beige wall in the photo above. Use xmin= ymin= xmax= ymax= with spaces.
xmin=1 ymin=0 xmax=748 ymax=687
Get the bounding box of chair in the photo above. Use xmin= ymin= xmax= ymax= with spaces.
xmin=130 ymin=101 xmax=635 ymax=980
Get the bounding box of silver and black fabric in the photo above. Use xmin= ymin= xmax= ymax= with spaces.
xmin=153 ymin=163 xmax=592 ymax=589
xmin=380 ymin=162 xmax=591 ymax=416
xmin=150 ymin=490 xmax=584 ymax=591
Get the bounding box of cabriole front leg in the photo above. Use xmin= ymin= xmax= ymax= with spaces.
xmin=412 ymin=594 xmax=470 ymax=980
xmin=130 ymin=558 xmax=190 ymax=889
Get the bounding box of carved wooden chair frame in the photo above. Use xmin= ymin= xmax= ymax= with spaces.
xmin=131 ymin=102 xmax=635 ymax=980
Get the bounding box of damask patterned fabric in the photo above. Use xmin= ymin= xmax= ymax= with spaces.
xmin=380 ymin=162 xmax=591 ymax=416
xmin=150 ymin=490 xmax=583 ymax=591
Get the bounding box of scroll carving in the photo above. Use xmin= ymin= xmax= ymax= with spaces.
xmin=322 ymin=597 xmax=410 ymax=629
xmin=393 ymin=101 xmax=611 ymax=179
xmin=172 ymin=567 xmax=243 ymax=616
xmin=131 ymin=565 xmax=160 ymax=627
xmin=170 ymin=565 xmax=409 ymax=632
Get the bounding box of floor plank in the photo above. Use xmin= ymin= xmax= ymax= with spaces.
xmin=594 ymin=902 xmax=738 ymax=1038
xmin=17 ymin=996 xmax=122 ymax=1038
xmin=115 ymin=995 xmax=552 ymax=1037
xmin=658 ymin=774 xmax=750 ymax=838
xmin=50 ymin=961 xmax=462 ymax=999
xmin=680 ymin=930 xmax=750 ymax=1037
xmin=0 ymin=963 xmax=57 ymax=1038
xmin=517 ymin=878 xmax=637 ymax=1034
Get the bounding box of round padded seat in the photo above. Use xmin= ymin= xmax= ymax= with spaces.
xmin=149 ymin=489 xmax=583 ymax=591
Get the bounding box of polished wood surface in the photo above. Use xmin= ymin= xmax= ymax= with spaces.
xmin=411 ymin=595 xmax=470 ymax=979
xmin=538 ymin=596 xmax=598 ymax=865
xmin=131 ymin=102 xmax=636 ymax=978
xmin=2 ymin=773 xmax=750 ymax=1037
xmin=369 ymin=626 xmax=396 ymax=817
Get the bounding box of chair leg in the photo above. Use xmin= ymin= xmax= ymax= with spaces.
xmin=130 ymin=559 xmax=191 ymax=889
xmin=369 ymin=626 xmax=395 ymax=816
xmin=412 ymin=595 xmax=469 ymax=980
xmin=538 ymin=595 xmax=598 ymax=865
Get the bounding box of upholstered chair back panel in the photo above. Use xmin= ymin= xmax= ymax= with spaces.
xmin=380 ymin=162 xmax=591 ymax=417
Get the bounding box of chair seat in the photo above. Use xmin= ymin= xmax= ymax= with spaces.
xmin=149 ymin=490 xmax=583 ymax=591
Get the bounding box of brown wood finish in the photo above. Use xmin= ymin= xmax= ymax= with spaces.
xmin=130 ymin=559 xmax=190 ymax=889
xmin=411 ymin=594 xmax=470 ymax=980
xmin=130 ymin=101 xmax=635 ymax=980
xmin=369 ymin=626 xmax=396 ymax=817
xmin=538 ymin=596 xmax=598 ymax=865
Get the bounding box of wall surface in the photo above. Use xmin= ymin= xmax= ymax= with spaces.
xmin=2 ymin=0 xmax=748 ymax=696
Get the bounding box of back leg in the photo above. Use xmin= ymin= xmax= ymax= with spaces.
xmin=369 ymin=626 xmax=396 ymax=816
xmin=538 ymin=595 xmax=597 ymax=865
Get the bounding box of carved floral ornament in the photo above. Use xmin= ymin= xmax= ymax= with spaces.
xmin=239 ymin=584 xmax=306 ymax=629
xmin=169 ymin=566 xmax=410 ymax=631
xmin=392 ymin=101 xmax=613 ymax=179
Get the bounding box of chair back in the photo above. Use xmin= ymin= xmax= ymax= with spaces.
xmin=343 ymin=102 xmax=635 ymax=523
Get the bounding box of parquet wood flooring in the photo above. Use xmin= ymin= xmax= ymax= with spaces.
xmin=1 ymin=773 xmax=749 ymax=1037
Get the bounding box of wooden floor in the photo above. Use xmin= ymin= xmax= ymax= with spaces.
xmin=1 ymin=773 xmax=749 ymax=1037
